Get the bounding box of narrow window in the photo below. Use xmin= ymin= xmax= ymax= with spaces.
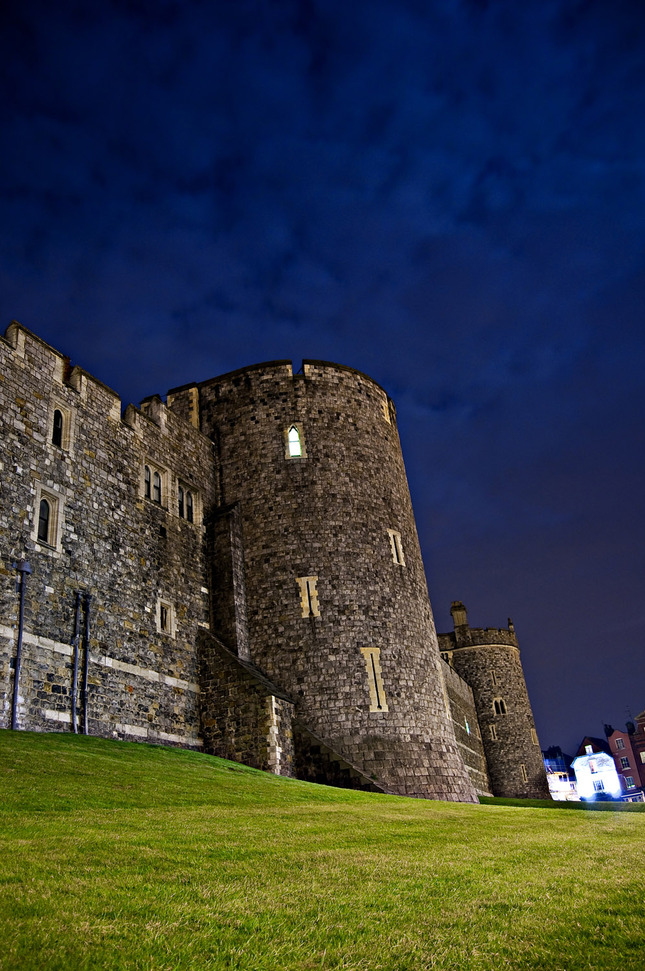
xmin=296 ymin=576 xmax=320 ymax=618
xmin=178 ymin=485 xmax=185 ymax=519
xmin=387 ymin=529 xmax=405 ymax=566
xmin=156 ymin=599 xmax=174 ymax=636
xmin=640 ymin=752 xmax=645 ymax=764
xmin=465 ymin=719 xmax=470 ymax=735
xmin=491 ymin=670 xmax=498 ymax=686
xmin=52 ymin=409 xmax=63 ymax=447
xmin=360 ymin=647 xmax=389 ymax=712
xmin=288 ymin=425 xmax=302 ymax=457
xmin=520 ymin=764 xmax=528 ymax=783
xmin=186 ymin=491 xmax=194 ymax=523
xmin=37 ymin=498 xmax=51 ymax=543
xmin=152 ymin=471 xmax=162 ymax=504
xmin=490 ymin=724 xmax=497 ymax=741
xmin=531 ymin=728 xmax=539 ymax=745
xmin=144 ymin=465 xmax=151 ymax=499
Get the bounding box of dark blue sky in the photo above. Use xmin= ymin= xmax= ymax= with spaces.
xmin=2 ymin=0 xmax=644 ymax=754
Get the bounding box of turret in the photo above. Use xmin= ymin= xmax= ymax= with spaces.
xmin=438 ymin=603 xmax=549 ymax=799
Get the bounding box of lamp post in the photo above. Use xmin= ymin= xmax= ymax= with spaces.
xmin=11 ymin=558 xmax=32 ymax=730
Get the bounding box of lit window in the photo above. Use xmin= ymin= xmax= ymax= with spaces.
xmin=52 ymin=409 xmax=63 ymax=447
xmin=625 ymin=776 xmax=635 ymax=788
xmin=152 ymin=471 xmax=162 ymax=504
xmin=589 ymin=761 xmax=597 ymax=774
xmin=640 ymin=752 xmax=645 ymax=764
xmin=288 ymin=425 xmax=301 ymax=457
xmin=37 ymin=498 xmax=51 ymax=543
xmin=465 ymin=719 xmax=470 ymax=735
xmin=585 ymin=745 xmax=593 ymax=755
xmin=285 ymin=423 xmax=306 ymax=459
xmin=493 ymin=698 xmax=507 ymax=716
xmin=296 ymin=576 xmax=320 ymax=618
xmin=620 ymin=756 xmax=630 ymax=769
xmin=387 ymin=529 xmax=405 ymax=566
xmin=615 ymin=738 xmax=625 ymax=750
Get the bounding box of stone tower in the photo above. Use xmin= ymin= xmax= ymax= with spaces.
xmin=438 ymin=602 xmax=550 ymax=799
xmin=169 ymin=361 xmax=477 ymax=802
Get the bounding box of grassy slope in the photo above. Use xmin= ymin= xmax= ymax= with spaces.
xmin=1 ymin=732 xmax=644 ymax=971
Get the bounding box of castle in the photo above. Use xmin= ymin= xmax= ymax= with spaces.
xmin=0 ymin=322 xmax=549 ymax=801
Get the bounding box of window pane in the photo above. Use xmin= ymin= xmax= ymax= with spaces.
xmin=186 ymin=492 xmax=193 ymax=523
xmin=38 ymin=498 xmax=50 ymax=542
xmin=288 ymin=425 xmax=301 ymax=457
xmin=153 ymin=471 xmax=161 ymax=503
xmin=178 ymin=486 xmax=184 ymax=518
xmin=52 ymin=410 xmax=63 ymax=447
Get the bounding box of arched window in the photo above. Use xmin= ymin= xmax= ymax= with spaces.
xmin=52 ymin=409 xmax=63 ymax=447
xmin=178 ymin=485 xmax=184 ymax=518
xmin=287 ymin=425 xmax=302 ymax=457
xmin=186 ymin=491 xmax=194 ymax=523
xmin=144 ymin=465 xmax=151 ymax=499
xmin=152 ymin=471 xmax=162 ymax=504
xmin=493 ymin=698 xmax=507 ymax=716
xmin=37 ymin=498 xmax=51 ymax=543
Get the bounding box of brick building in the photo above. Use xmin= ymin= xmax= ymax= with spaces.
xmin=1 ymin=322 xmax=549 ymax=801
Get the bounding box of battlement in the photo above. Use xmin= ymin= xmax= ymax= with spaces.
xmin=442 ymin=602 xmax=519 ymax=651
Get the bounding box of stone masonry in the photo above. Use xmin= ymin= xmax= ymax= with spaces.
xmin=1 ymin=322 xmax=548 ymax=801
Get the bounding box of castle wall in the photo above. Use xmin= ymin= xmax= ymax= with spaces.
xmin=440 ymin=658 xmax=492 ymax=796
xmin=171 ymin=361 xmax=477 ymax=801
xmin=0 ymin=323 xmax=215 ymax=746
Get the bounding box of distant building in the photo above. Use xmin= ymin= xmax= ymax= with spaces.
xmin=572 ymin=738 xmax=622 ymax=800
xmin=604 ymin=711 xmax=645 ymax=801
xmin=542 ymin=746 xmax=577 ymax=801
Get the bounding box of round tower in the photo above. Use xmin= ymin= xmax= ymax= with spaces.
xmin=194 ymin=360 xmax=476 ymax=802
xmin=441 ymin=602 xmax=550 ymax=799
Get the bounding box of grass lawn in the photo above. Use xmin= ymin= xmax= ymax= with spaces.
xmin=1 ymin=732 xmax=644 ymax=970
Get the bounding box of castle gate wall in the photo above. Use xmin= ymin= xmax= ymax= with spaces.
xmin=176 ymin=360 xmax=477 ymax=801
xmin=440 ymin=658 xmax=492 ymax=796
xmin=0 ymin=324 xmax=216 ymax=746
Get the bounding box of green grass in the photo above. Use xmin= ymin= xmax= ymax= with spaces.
xmin=1 ymin=732 xmax=644 ymax=970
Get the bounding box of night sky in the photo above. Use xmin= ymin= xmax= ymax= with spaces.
xmin=2 ymin=0 xmax=644 ymax=756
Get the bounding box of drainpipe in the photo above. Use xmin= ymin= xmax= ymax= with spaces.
xmin=11 ymin=559 xmax=32 ymax=730
xmin=82 ymin=593 xmax=91 ymax=735
xmin=71 ymin=591 xmax=81 ymax=733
